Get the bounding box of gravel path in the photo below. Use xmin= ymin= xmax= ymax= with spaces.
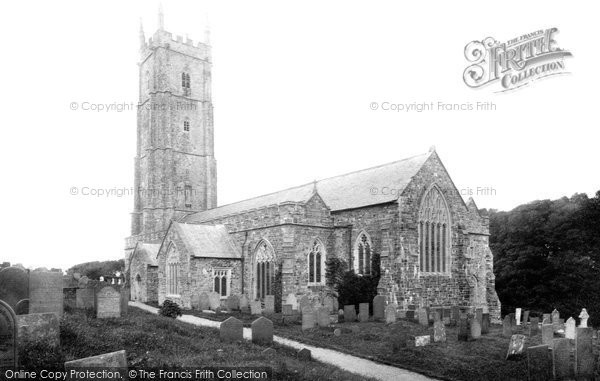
xmin=130 ymin=302 xmax=436 ymax=381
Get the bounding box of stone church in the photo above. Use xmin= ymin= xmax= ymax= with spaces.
xmin=125 ymin=11 xmax=501 ymax=321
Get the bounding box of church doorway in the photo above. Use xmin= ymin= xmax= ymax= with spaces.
xmin=253 ymin=240 xmax=275 ymax=300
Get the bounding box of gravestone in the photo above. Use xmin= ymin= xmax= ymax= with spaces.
xmin=578 ymin=308 xmax=589 ymax=328
xmin=323 ymin=295 xmax=335 ymax=313
xmin=334 ymin=328 xmax=341 ymax=336
xmin=317 ymin=307 xmax=329 ymax=328
xmin=29 ymin=270 xmax=63 ymax=316
xmin=508 ymin=313 xmax=516 ymax=327
xmin=451 ymin=306 xmax=460 ymax=325
xmin=64 ymin=350 xmax=127 ymax=370
xmin=302 ymin=306 xmax=316 ymax=330
xmin=432 ymin=311 xmax=441 ymax=323
xmin=285 ymin=294 xmax=298 ymax=310
xmin=502 ymin=315 xmax=512 ymax=337
xmin=226 ymin=295 xmax=240 ymax=311
xmin=343 ymin=305 xmax=356 ymax=322
xmin=530 ymin=317 xmax=540 ymax=335
xmin=469 ymin=313 xmax=481 ymax=340
xmin=575 ymin=327 xmax=594 ymax=378
xmin=506 ymin=334 xmax=526 ymax=360
xmin=475 ymin=308 xmax=483 ymax=324
xmin=199 ymin=293 xmax=210 ymax=311
xmin=552 ymin=338 xmax=572 ymax=380
xmin=385 ymin=305 xmax=396 ymax=324
xmin=95 ymin=287 xmax=121 ymax=319
xmin=264 ymin=295 xmax=275 ymax=314
xmin=433 ymin=320 xmax=446 ymax=342
xmin=78 ymin=276 xmax=89 ymax=287
xmin=298 ymin=295 xmax=310 ymax=311
xmin=251 ymin=317 xmax=273 ymax=345
xmin=373 ymin=296 xmax=385 ymax=321
xmin=557 ymin=318 xmax=564 ymax=332
xmin=17 ymin=312 xmax=60 ymax=348
xmin=565 ymin=317 xmax=576 ymax=339
xmin=551 ymin=309 xmax=560 ymax=332
xmin=239 ymin=295 xmax=249 ymax=311
xmin=358 ymin=303 xmax=369 ymax=322
xmin=63 ymin=288 xmax=77 ymax=310
xmin=250 ymin=300 xmax=262 ymax=315
xmin=542 ymin=313 xmax=551 ymax=324
xmin=481 ymin=313 xmax=490 ymax=334
xmin=76 ymin=288 xmax=95 ymax=310
xmin=527 ymin=344 xmax=552 ymax=381
xmin=220 ymin=317 xmax=243 ymax=342
xmin=297 ymin=348 xmax=311 ymax=361
xmin=541 ymin=323 xmax=554 ymax=346
xmin=282 ymin=304 xmax=293 ymax=316
xmin=191 ymin=294 xmax=200 ymax=309
xmin=458 ymin=315 xmax=469 ymax=341
xmin=415 ymin=335 xmax=430 ymax=347
xmin=0 ymin=300 xmax=18 ymax=369
xmin=14 ymin=299 xmax=29 ymax=315
xmin=332 ymin=297 xmax=339 ymax=313
xmin=515 ymin=308 xmax=522 ymax=326
xmin=120 ymin=288 xmax=129 ymax=316
xmin=208 ymin=292 xmax=221 ymax=310
xmin=418 ymin=308 xmax=429 ymax=326
xmin=0 ymin=266 xmax=29 ymax=311
xmin=406 ymin=310 xmax=415 ymax=320
xmin=522 ymin=310 xmax=530 ymax=325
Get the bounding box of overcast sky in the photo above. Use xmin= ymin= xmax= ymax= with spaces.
xmin=1 ymin=0 xmax=597 ymax=270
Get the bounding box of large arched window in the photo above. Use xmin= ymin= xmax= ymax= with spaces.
xmin=354 ymin=231 xmax=372 ymax=275
xmin=418 ymin=185 xmax=451 ymax=274
xmin=254 ymin=240 xmax=275 ymax=300
xmin=166 ymin=244 xmax=180 ymax=295
xmin=307 ymin=239 xmax=325 ymax=285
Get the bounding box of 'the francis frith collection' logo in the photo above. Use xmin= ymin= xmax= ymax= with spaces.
xmin=463 ymin=28 xmax=572 ymax=92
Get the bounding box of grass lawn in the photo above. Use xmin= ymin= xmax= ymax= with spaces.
xmin=21 ymin=308 xmax=375 ymax=381
xmin=181 ymin=308 xmax=600 ymax=381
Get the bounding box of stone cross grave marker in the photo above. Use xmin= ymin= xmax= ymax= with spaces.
xmin=0 ymin=300 xmax=18 ymax=369
xmin=0 ymin=266 xmax=29 ymax=311
xmin=565 ymin=317 xmax=576 ymax=339
xmin=251 ymin=317 xmax=273 ymax=345
xmin=358 ymin=303 xmax=369 ymax=322
xmin=385 ymin=305 xmax=396 ymax=324
xmin=515 ymin=308 xmax=522 ymax=326
xmin=506 ymin=334 xmax=526 ymax=360
xmin=527 ymin=344 xmax=552 ymax=381
xmin=317 ymin=307 xmax=329 ymax=328
xmin=220 ymin=317 xmax=243 ymax=342
xmin=578 ymin=308 xmax=589 ymax=328
xmin=264 ymin=295 xmax=275 ymax=314
xmin=302 ymin=306 xmax=316 ymax=330
xmin=76 ymin=288 xmax=95 ymax=310
xmin=575 ymin=327 xmax=594 ymax=378
xmin=433 ymin=320 xmax=446 ymax=343
xmin=343 ymin=305 xmax=356 ymax=322
xmin=29 ymin=270 xmax=63 ymax=317
xmin=95 ymin=286 xmax=121 ymax=319
xmin=250 ymin=300 xmax=262 ymax=315
xmin=552 ymin=338 xmax=572 ymax=380
xmin=372 ymin=295 xmax=385 ymax=321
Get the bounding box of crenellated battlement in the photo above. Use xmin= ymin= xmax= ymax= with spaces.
xmin=141 ymin=29 xmax=210 ymax=61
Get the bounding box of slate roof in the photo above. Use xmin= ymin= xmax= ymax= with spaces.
xmin=184 ymin=150 xmax=433 ymax=223
xmin=173 ymin=222 xmax=242 ymax=259
xmin=132 ymin=242 xmax=160 ymax=266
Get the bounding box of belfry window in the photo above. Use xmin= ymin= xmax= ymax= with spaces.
xmin=181 ymin=72 xmax=191 ymax=96
xmin=183 ymin=120 xmax=190 ymax=132
xmin=307 ymin=239 xmax=325 ymax=285
xmin=418 ymin=185 xmax=451 ymax=274
xmin=184 ymin=185 xmax=192 ymax=208
xmin=354 ymin=232 xmax=372 ymax=275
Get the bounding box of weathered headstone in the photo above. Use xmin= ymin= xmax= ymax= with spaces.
xmin=298 ymin=295 xmax=310 ymax=311
xmin=542 ymin=313 xmax=551 ymax=323
xmin=458 ymin=315 xmax=469 ymax=341
xmin=502 ymin=315 xmax=512 ymax=337
xmin=63 ymin=288 xmax=77 ymax=310
xmin=575 ymin=327 xmax=594 ymax=378
xmin=76 ymin=288 xmax=95 ymax=310
xmin=64 ymin=350 xmax=127 ymax=370
xmin=541 ymin=323 xmax=554 ymax=346
xmin=95 ymin=286 xmax=121 ymax=319
xmin=506 ymin=334 xmax=526 ymax=360
xmin=527 ymin=344 xmax=552 ymax=381
xmin=481 ymin=313 xmax=490 ymax=334
xmin=17 ymin=313 xmax=60 ymax=348
xmin=551 ymin=309 xmax=560 ymax=332
xmin=264 ymin=295 xmax=275 ymax=314
xmin=198 ymin=293 xmax=210 ymax=310
xmin=282 ymin=304 xmax=293 ymax=316
xmin=385 ymin=305 xmax=396 ymax=324
xmin=405 ymin=310 xmax=415 ymax=320
xmin=317 ymin=307 xmax=329 ymax=328
xmin=578 ymin=308 xmax=589 ymax=328
xmin=470 ymin=313 xmax=481 ymax=339
xmin=530 ymin=317 xmax=540 ymax=335
xmin=522 ymin=310 xmax=530 ymax=325
xmin=415 ymin=335 xmax=430 ymax=347
xmin=343 ymin=305 xmax=356 ymax=322
xmin=239 ymin=295 xmax=249 ymax=311
xmin=358 ymin=303 xmax=369 ymax=322
xmin=250 ymin=300 xmax=262 ymax=315
xmin=418 ymin=308 xmax=429 ymax=326
xmin=120 ymin=288 xmax=129 ymax=316
xmin=302 ymin=306 xmax=316 ymax=330
xmin=220 ymin=317 xmax=243 ymax=342
xmin=451 ymin=306 xmax=460 ymax=325
xmin=251 ymin=317 xmax=273 ymax=345
xmin=0 ymin=300 xmax=18 ymax=369
xmin=508 ymin=312 xmax=516 ymax=327
xmin=565 ymin=317 xmax=576 ymax=339
xmin=297 ymin=348 xmax=311 ymax=361
xmin=208 ymin=292 xmax=221 ymax=310
xmin=14 ymin=299 xmax=29 ymax=315
xmin=285 ymin=294 xmax=298 ymax=310
xmin=226 ymin=295 xmax=240 ymax=311
xmin=433 ymin=320 xmax=446 ymax=343
xmin=552 ymin=338 xmax=572 ymax=379
xmin=515 ymin=308 xmax=522 ymax=326
xmin=0 ymin=266 xmax=29 ymax=311
xmin=372 ymin=296 xmax=385 ymax=321
xmin=323 ymin=295 xmax=334 ymax=313
xmin=29 ymin=270 xmax=63 ymax=316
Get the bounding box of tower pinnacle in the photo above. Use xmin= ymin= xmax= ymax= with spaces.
xmin=158 ymin=3 xmax=164 ymax=30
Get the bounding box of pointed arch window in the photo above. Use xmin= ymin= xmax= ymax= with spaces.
xmin=254 ymin=240 xmax=275 ymax=300
xmin=354 ymin=232 xmax=372 ymax=275
xmin=418 ymin=185 xmax=451 ymax=274
xmin=307 ymin=239 xmax=325 ymax=285
xmin=213 ymin=268 xmax=231 ymax=298
xmin=181 ymin=72 xmax=191 ymax=96
xmin=166 ymin=244 xmax=180 ymax=295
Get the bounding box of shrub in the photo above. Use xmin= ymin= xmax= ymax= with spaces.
xmin=159 ymin=300 xmax=182 ymax=318
xmin=19 ymin=340 xmax=63 ymax=369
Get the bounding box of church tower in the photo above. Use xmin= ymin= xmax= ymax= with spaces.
xmin=130 ymin=7 xmax=217 ymax=237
